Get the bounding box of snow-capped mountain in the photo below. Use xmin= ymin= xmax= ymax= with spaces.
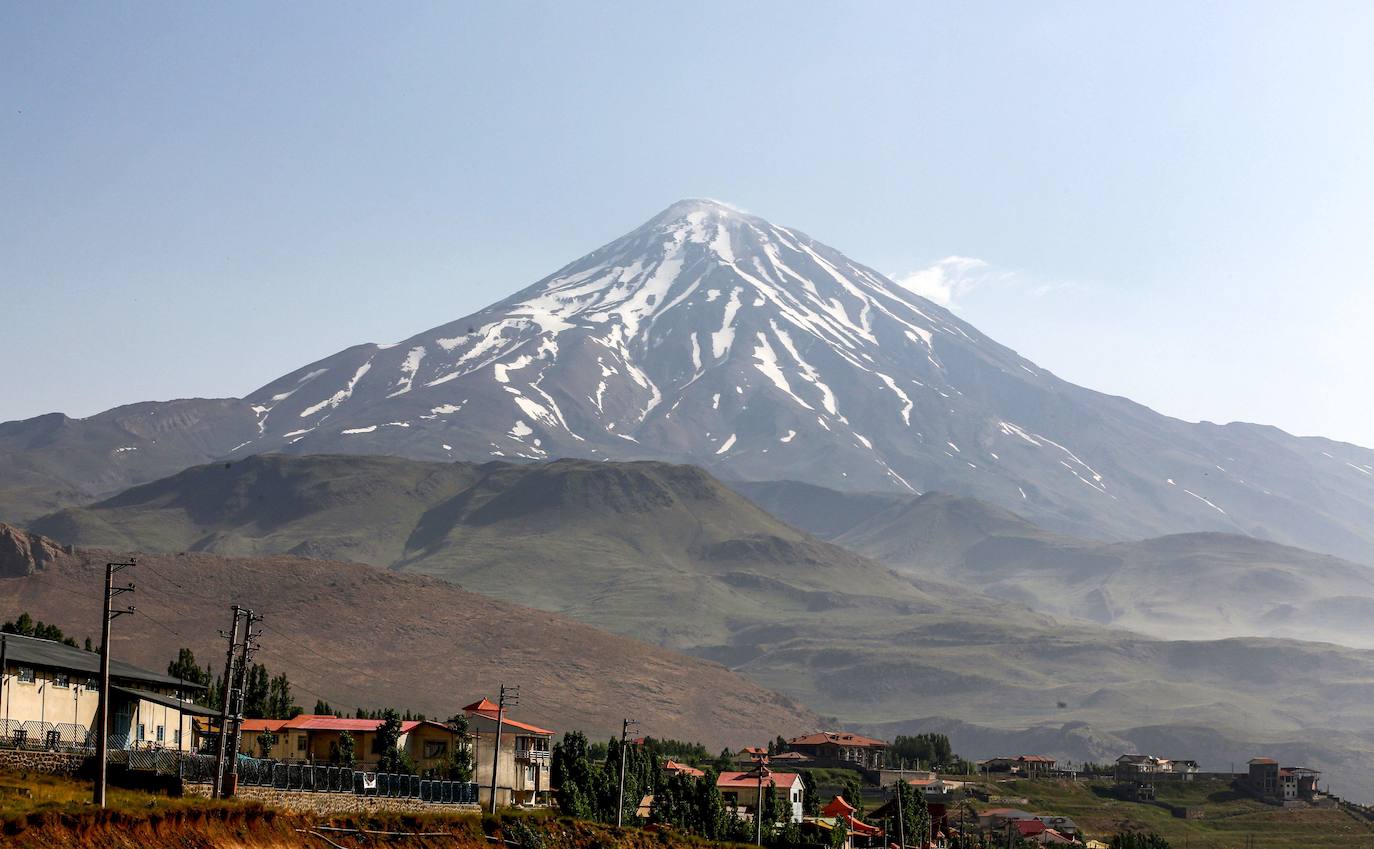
xmin=7 ymin=199 xmax=1374 ymax=560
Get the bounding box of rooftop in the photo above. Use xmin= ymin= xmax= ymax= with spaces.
xmin=1 ymin=632 xmax=206 ymax=691
xmin=463 ymin=698 xmax=554 ymax=736
xmin=788 ymin=731 xmax=887 ymax=749
xmin=716 ymin=770 xmax=802 ymax=791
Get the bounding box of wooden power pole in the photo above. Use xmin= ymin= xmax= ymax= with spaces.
xmin=92 ymin=560 xmax=135 ymax=807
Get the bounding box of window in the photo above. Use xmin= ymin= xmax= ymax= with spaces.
xmin=371 ymin=735 xmax=383 ymax=754
xmin=85 ymin=678 xmax=98 ymax=691
xmin=174 ymin=729 xmax=181 ymax=746
xmin=297 ymin=735 xmax=307 ymax=752
xmin=156 ymin=725 xmax=165 ymax=743
xmin=54 ymin=673 xmax=70 ymax=689
xmin=17 ymin=667 xmax=34 ymax=684
xmin=137 ymin=724 xmax=146 ymax=742
xmin=424 ymin=741 xmax=448 ymax=759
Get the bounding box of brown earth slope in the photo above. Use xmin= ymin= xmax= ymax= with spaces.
xmin=0 ymin=524 xmax=816 ymax=747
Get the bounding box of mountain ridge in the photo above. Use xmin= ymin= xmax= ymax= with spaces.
xmin=5 ymin=199 xmax=1374 ymax=566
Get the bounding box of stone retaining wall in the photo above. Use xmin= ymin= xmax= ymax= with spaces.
xmin=184 ymin=782 xmax=481 ymax=816
xmin=0 ymin=748 xmax=88 ymax=776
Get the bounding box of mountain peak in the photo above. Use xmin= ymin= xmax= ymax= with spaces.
xmin=649 ymin=197 xmax=752 ymax=223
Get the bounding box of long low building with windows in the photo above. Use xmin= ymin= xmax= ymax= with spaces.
xmin=0 ymin=632 xmax=214 ymax=751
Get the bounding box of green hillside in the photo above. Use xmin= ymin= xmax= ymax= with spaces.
xmin=28 ymin=454 xmax=1374 ymax=803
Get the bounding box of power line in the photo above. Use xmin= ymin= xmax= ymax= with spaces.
xmin=134 ymin=608 xmax=185 ymax=639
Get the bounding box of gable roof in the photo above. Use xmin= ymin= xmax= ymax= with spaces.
xmin=663 ymin=760 xmax=705 ymax=778
xmin=716 ymin=770 xmax=802 ymax=791
xmin=278 ymin=714 xmax=451 ymax=734
xmin=1 ymin=632 xmax=205 ymax=691
xmin=463 ymin=698 xmax=554 ymax=736
xmin=788 ymin=731 xmax=886 ymax=748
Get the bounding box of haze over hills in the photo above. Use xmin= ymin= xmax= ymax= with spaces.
xmin=5 ymin=201 xmax=1374 ymax=567
xmin=0 ymin=522 xmax=817 ymax=747
xmin=23 ymin=452 xmax=1374 ymax=802
xmin=737 ymin=481 xmax=1374 ymax=648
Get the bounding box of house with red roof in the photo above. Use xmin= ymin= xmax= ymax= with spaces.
xmin=663 ymin=759 xmax=705 ymax=778
xmin=717 ymin=768 xmax=805 ymax=823
xmin=464 ymin=697 xmax=554 ymax=808
xmin=786 ymin=731 xmax=888 ymax=770
xmin=242 ymin=714 xmax=461 ymax=773
xmin=818 ymin=795 xmax=884 ymax=847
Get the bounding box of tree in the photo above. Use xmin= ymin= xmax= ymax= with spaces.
xmin=830 ymin=815 xmax=848 ymax=849
xmin=552 ymin=731 xmax=600 ymax=819
xmin=894 ymin=780 xmax=932 ymax=849
xmin=801 ymin=770 xmax=820 ymax=817
xmin=256 ymin=730 xmax=278 ymax=758
xmin=1110 ymin=833 xmax=1172 ymax=849
xmin=167 ymin=648 xmax=212 ymax=703
xmin=243 ymin=664 xmax=270 ymax=719
xmin=3 ymin=612 xmax=79 ymax=647
xmin=841 ymin=775 xmax=865 ymax=815
xmin=445 ymin=715 xmax=474 ymax=781
xmin=266 ymin=672 xmax=298 ymax=719
xmin=374 ymin=709 xmax=409 ymax=774
xmin=337 ymin=731 xmax=356 ymax=768
xmin=697 ymin=767 xmax=727 ymax=839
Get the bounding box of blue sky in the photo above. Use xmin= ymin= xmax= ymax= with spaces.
xmin=4 ymin=2 xmax=1373 ymax=446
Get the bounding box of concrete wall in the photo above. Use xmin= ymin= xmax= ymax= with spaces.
xmin=1 ymin=666 xmax=98 ymax=739
xmin=185 ymin=782 xmax=480 ymax=815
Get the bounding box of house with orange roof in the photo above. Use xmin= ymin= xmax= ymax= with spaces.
xmin=227 ymin=714 xmax=461 ymax=773
xmin=786 ymin=731 xmax=888 ymax=770
xmin=717 ymin=769 xmax=805 ymax=823
xmin=818 ymin=795 xmax=884 ymax=847
xmin=663 ymin=759 xmax=705 ymax=778
xmin=463 ymin=697 xmax=554 ymax=808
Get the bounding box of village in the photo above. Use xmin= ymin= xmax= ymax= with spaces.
xmin=0 ymin=625 xmax=1358 ymax=848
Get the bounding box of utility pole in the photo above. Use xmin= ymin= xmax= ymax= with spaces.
xmin=616 ymin=718 xmax=639 ymax=827
xmin=488 ymin=684 xmax=517 ymax=813
xmin=895 ymin=780 xmax=906 ymax=849
xmin=212 ymin=606 xmax=243 ymax=799
xmin=1 ymin=634 xmax=8 ymax=730
xmin=745 ymin=751 xmax=770 ymax=847
xmin=92 ymin=560 xmax=135 ymax=807
xmin=226 ymin=609 xmax=262 ymax=796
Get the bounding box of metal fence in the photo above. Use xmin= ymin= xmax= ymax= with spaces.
xmin=178 ymin=753 xmax=478 ymax=804
xmin=0 ymin=719 xmax=94 ymax=751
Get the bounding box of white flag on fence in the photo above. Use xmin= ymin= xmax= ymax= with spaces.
xmin=363 ymin=774 xmax=377 ymax=790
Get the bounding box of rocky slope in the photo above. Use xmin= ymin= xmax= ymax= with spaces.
xmin=5 ymin=201 xmax=1374 ymax=565
xmin=0 ymin=523 xmax=817 ymax=747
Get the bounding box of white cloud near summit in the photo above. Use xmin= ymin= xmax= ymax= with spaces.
xmin=892 ymin=256 xmax=995 ymax=308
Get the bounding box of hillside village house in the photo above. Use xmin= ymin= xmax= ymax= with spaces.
xmin=0 ymin=632 xmax=214 ymax=751
xmin=1246 ymin=758 xmax=1321 ymax=802
xmin=786 ymin=731 xmax=887 ymax=770
xmin=716 ymin=769 xmax=804 ymax=823
xmin=981 ymin=755 xmax=1057 ymax=776
xmin=464 ymin=698 xmax=553 ymax=807
xmin=1114 ymin=754 xmax=1199 ymax=782
xmin=217 ymin=714 xmax=461 ymax=774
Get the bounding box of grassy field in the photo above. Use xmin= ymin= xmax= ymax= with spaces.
xmin=981 ymin=778 xmax=1374 ymax=848
xmin=0 ymin=770 xmax=246 ymax=821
